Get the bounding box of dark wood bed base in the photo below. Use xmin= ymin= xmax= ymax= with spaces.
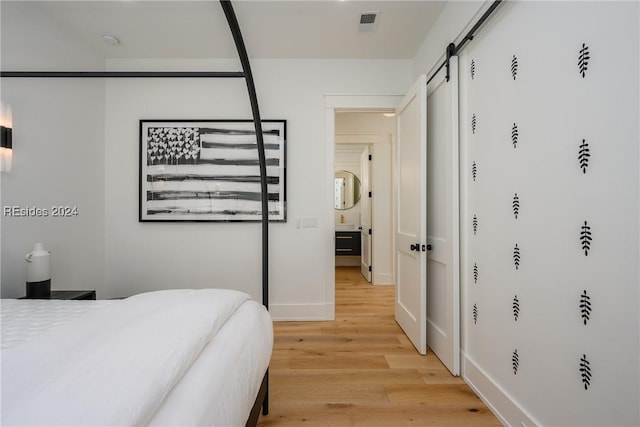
xmin=246 ymin=370 xmax=269 ymax=427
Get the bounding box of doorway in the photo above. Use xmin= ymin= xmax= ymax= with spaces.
xmin=334 ymin=111 xmax=396 ymax=287
xmin=324 ymin=95 xmax=402 ymax=321
xmin=325 ymin=85 xmax=460 ymax=373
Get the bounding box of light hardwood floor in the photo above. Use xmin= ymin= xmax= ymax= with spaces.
xmin=257 ymin=266 xmax=500 ymax=426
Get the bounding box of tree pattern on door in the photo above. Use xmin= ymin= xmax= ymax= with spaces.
xmin=461 ymin=7 xmax=626 ymax=413
xmin=580 ymin=221 xmax=592 ymax=256
xmin=578 ymin=139 xmax=590 ymax=173
xmin=578 ymin=43 xmax=590 ymax=78
xmin=580 ymin=290 xmax=592 ymax=325
xmin=579 ymin=354 xmax=592 ymax=390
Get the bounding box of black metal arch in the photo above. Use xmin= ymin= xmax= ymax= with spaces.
xmin=0 ymin=0 xmax=270 ymax=311
xmin=219 ymin=0 xmax=269 ymax=311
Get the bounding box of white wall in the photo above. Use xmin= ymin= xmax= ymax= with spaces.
xmin=420 ymin=1 xmax=639 ymax=425
xmin=0 ymin=1 xmax=106 ymax=298
xmin=104 ymin=58 xmax=412 ymax=319
xmin=0 ymin=1 xmax=412 ymax=313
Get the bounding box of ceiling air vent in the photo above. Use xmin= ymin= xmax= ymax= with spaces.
xmin=359 ymin=11 xmax=379 ymax=33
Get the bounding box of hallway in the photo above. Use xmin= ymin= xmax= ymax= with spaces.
xmin=258 ymin=266 xmax=500 ymax=426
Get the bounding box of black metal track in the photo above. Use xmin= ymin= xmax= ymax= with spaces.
xmin=427 ymin=0 xmax=502 ymax=85
xmin=0 ymin=71 xmax=244 ymax=78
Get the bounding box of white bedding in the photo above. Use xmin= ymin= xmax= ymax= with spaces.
xmin=1 ymin=289 xmax=273 ymax=427
xmin=1 ymin=299 xmax=116 ymax=349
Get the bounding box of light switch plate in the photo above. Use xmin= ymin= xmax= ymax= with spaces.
xmin=299 ymin=216 xmax=317 ymax=228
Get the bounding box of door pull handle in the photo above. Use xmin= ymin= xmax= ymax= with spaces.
xmin=410 ymin=243 xmax=420 ymax=252
xmin=426 ymin=244 xmax=432 ymax=251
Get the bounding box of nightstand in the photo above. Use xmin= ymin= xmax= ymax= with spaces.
xmin=19 ymin=290 xmax=96 ymax=300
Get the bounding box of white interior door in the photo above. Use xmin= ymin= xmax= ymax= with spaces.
xmin=395 ymin=75 xmax=428 ymax=355
xmin=426 ymin=58 xmax=460 ymax=375
xmin=360 ymin=146 xmax=372 ymax=282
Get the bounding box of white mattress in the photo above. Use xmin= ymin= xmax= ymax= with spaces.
xmin=1 ymin=290 xmax=273 ymax=426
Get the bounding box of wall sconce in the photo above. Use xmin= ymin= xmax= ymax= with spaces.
xmin=0 ymin=103 xmax=13 ymax=172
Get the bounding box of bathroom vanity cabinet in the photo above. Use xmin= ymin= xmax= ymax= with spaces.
xmin=335 ymin=231 xmax=361 ymax=256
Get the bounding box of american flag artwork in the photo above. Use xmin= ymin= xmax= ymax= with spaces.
xmin=139 ymin=120 xmax=286 ymax=222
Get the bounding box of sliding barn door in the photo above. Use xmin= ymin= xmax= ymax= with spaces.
xmin=426 ymin=57 xmax=461 ymax=375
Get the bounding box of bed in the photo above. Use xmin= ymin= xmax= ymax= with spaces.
xmin=1 ymin=289 xmax=273 ymax=426
xmin=2 ymin=2 xmax=274 ymax=425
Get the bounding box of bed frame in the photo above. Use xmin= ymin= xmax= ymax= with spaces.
xmin=246 ymin=371 xmax=269 ymax=427
xmin=1 ymin=0 xmax=271 ymax=423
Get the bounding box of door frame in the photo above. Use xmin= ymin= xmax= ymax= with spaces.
xmin=324 ymin=95 xmax=403 ymax=320
xmin=360 ymin=145 xmax=373 ymax=282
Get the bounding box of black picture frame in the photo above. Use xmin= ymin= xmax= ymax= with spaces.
xmin=139 ymin=119 xmax=286 ymax=222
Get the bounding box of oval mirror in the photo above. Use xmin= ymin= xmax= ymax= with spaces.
xmin=334 ymin=170 xmax=361 ymax=210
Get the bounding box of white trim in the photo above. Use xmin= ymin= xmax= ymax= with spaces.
xmin=462 ymin=351 xmax=540 ymax=427
xmin=373 ymin=272 xmax=393 ymax=285
xmin=270 ymin=303 xmax=334 ymax=321
xmin=325 ymin=106 xmax=337 ymax=321
xmin=325 ymin=94 xmax=404 ymax=110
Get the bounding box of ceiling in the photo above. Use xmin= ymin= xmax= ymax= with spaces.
xmin=5 ymin=1 xmax=447 ymax=60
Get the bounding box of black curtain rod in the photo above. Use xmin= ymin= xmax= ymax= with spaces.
xmin=427 ymin=0 xmax=502 ymax=85
xmin=1 ymin=71 xmax=245 ymax=78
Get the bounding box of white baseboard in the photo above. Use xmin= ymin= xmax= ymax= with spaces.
xmin=462 ymin=352 xmax=539 ymax=427
xmin=373 ymin=272 xmax=393 ymax=285
xmin=269 ymin=303 xmax=333 ymax=321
